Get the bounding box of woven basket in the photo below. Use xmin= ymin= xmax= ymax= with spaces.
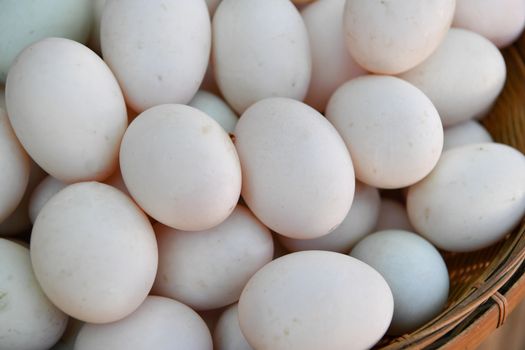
xmin=371 ymin=32 xmax=525 ymax=349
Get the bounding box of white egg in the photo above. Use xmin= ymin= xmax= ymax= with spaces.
xmin=443 ymin=120 xmax=493 ymax=151
xmin=0 ymin=104 xmax=29 ymax=223
xmin=214 ymin=304 xmax=253 ymax=350
xmin=301 ymin=0 xmax=366 ymax=111
xmin=74 ymin=296 xmax=212 ymax=350
xmin=152 ymin=205 xmax=274 ymax=310
xmin=213 ymin=0 xmax=311 ymax=113
xmin=29 ymin=176 xmax=67 ymax=224
xmin=101 ymin=0 xmax=210 ymax=112
xmin=399 ymin=28 xmax=506 ymax=127
xmin=350 ymin=230 xmax=449 ymax=335
xmin=407 ymin=143 xmax=525 ymax=252
xmin=30 ymin=182 xmax=158 ymax=323
xmin=120 ymin=104 xmax=241 ymax=231
xmin=278 ymin=182 xmax=380 ymax=253
xmin=0 ymin=239 xmax=68 ymax=350
xmin=238 ymin=251 xmax=393 ymax=350
xmin=6 ymin=37 xmax=127 ymax=183
xmin=453 ymin=0 xmax=525 ymax=48
xmin=343 ymin=0 xmax=455 ymax=74
xmin=189 ymin=90 xmax=238 ymax=133
xmin=235 ymin=97 xmax=354 ymax=239
xmin=375 ymin=198 xmax=414 ymax=232
xmin=326 ymin=75 xmax=443 ymax=189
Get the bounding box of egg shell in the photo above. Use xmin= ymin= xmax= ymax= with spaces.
xmin=375 ymin=198 xmax=414 ymax=232
xmin=407 ymin=143 xmax=525 ymax=252
xmin=120 ymin=104 xmax=241 ymax=231
xmin=0 ymin=105 xmax=29 ymax=223
xmin=235 ymin=97 xmax=354 ymax=239
xmin=399 ymin=28 xmax=506 ymax=127
xmin=74 ymin=296 xmax=212 ymax=350
xmin=214 ymin=304 xmax=253 ymax=350
xmin=213 ymin=0 xmax=311 ymax=114
xmin=351 ymin=230 xmax=449 ymax=335
xmin=28 ymin=175 xmax=67 ymax=224
xmin=343 ymin=0 xmax=455 ymax=74
xmin=189 ymin=90 xmax=238 ymax=133
xmin=152 ymin=205 xmax=274 ymax=310
xmin=443 ymin=120 xmax=493 ymax=151
xmin=6 ymin=37 xmax=127 ymax=183
xmin=0 ymin=0 xmax=92 ymax=83
xmin=238 ymin=251 xmax=393 ymax=350
xmin=326 ymin=75 xmax=443 ymax=189
xmin=30 ymin=182 xmax=158 ymax=323
xmin=278 ymin=182 xmax=380 ymax=253
xmin=0 ymin=239 xmax=68 ymax=350
xmin=101 ymin=0 xmax=211 ymax=113
xmin=301 ymin=0 xmax=366 ymax=112
xmin=453 ymin=0 xmax=525 ymax=48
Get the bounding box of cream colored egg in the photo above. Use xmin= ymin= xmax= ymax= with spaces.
xmin=153 ymin=205 xmax=274 ymax=310
xmin=213 ymin=0 xmax=311 ymax=114
xmin=214 ymin=304 xmax=253 ymax=350
xmin=30 ymin=182 xmax=158 ymax=323
xmin=326 ymin=75 xmax=443 ymax=189
xmin=301 ymin=0 xmax=366 ymax=112
xmin=0 ymin=105 xmax=29 ymax=223
xmin=238 ymin=251 xmax=393 ymax=350
xmin=453 ymin=0 xmax=525 ymax=48
xmin=278 ymin=182 xmax=380 ymax=253
xmin=0 ymin=239 xmax=68 ymax=350
xmin=101 ymin=0 xmax=210 ymax=113
xmin=6 ymin=37 xmax=127 ymax=183
xmin=399 ymin=28 xmax=506 ymax=126
xmin=343 ymin=0 xmax=455 ymax=74
xmin=189 ymin=90 xmax=238 ymax=133
xmin=74 ymin=296 xmax=212 ymax=350
xmin=350 ymin=230 xmax=449 ymax=335
xmin=0 ymin=0 xmax=92 ymax=83
xmin=407 ymin=143 xmax=525 ymax=252
xmin=29 ymin=176 xmax=67 ymax=224
xmin=120 ymin=104 xmax=241 ymax=231
xmin=376 ymin=198 xmax=414 ymax=232
xmin=235 ymin=97 xmax=354 ymax=239
xmin=443 ymin=120 xmax=493 ymax=151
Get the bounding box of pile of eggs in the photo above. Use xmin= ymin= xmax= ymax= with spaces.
xmin=1 ymin=0 xmax=525 ymax=349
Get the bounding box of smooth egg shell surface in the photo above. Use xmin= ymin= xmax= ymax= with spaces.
xmin=189 ymin=90 xmax=238 ymax=133
xmin=120 ymin=104 xmax=241 ymax=231
xmin=0 ymin=105 xmax=29 ymax=223
xmin=28 ymin=175 xmax=67 ymax=224
xmin=351 ymin=230 xmax=449 ymax=335
xmin=453 ymin=0 xmax=525 ymax=48
xmin=152 ymin=205 xmax=274 ymax=310
xmin=407 ymin=143 xmax=525 ymax=252
xmin=74 ymin=296 xmax=212 ymax=350
xmin=213 ymin=0 xmax=311 ymax=114
xmin=375 ymin=199 xmax=414 ymax=232
xmin=443 ymin=120 xmax=493 ymax=151
xmin=399 ymin=28 xmax=506 ymax=127
xmin=278 ymin=182 xmax=380 ymax=253
xmin=0 ymin=0 xmax=92 ymax=83
xmin=235 ymin=97 xmax=354 ymax=239
xmin=101 ymin=0 xmax=211 ymax=113
xmin=301 ymin=0 xmax=366 ymax=112
xmin=0 ymin=239 xmax=68 ymax=350
xmin=6 ymin=37 xmax=127 ymax=183
xmin=238 ymin=251 xmax=393 ymax=350
xmin=326 ymin=75 xmax=443 ymax=189
xmin=30 ymin=182 xmax=158 ymax=323
xmin=343 ymin=0 xmax=455 ymax=74
xmin=214 ymin=304 xmax=253 ymax=350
